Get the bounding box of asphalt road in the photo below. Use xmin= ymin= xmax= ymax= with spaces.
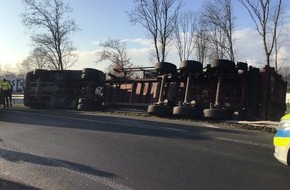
xmin=0 ymin=107 xmax=289 ymax=190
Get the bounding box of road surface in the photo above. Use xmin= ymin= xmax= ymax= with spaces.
xmin=0 ymin=107 xmax=289 ymax=190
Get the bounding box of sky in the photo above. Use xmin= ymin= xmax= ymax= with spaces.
xmin=0 ymin=0 xmax=289 ymax=73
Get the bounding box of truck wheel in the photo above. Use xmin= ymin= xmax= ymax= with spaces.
xmin=179 ymin=60 xmax=203 ymax=73
xmin=236 ymin=62 xmax=248 ymax=71
xmin=77 ymin=103 xmax=95 ymax=111
xmin=78 ymin=98 xmax=89 ymax=104
xmin=82 ymin=68 xmax=105 ymax=85
xmin=77 ymin=104 xmax=87 ymax=111
xmin=210 ymin=59 xmax=236 ymax=73
xmin=173 ymin=106 xmax=203 ymax=119
xmin=77 ymin=98 xmax=101 ymax=111
xmin=155 ymin=62 xmax=177 ymax=75
xmin=203 ymin=108 xmax=230 ymax=120
xmin=147 ymin=105 xmax=172 ymax=117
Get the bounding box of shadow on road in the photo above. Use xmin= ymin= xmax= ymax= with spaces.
xmin=0 ymin=178 xmax=41 ymax=190
xmin=0 ymin=148 xmax=116 ymax=178
xmin=0 ymin=107 xmax=256 ymax=141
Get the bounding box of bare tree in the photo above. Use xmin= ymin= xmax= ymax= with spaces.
xmin=18 ymin=59 xmax=35 ymax=81
xmin=22 ymin=0 xmax=79 ymax=70
xmin=202 ymin=0 xmax=236 ymax=61
xmin=194 ymin=12 xmax=210 ymax=65
xmin=17 ymin=48 xmax=47 ymax=80
xmin=273 ymin=25 xmax=288 ymax=72
xmin=127 ymin=0 xmax=183 ymax=63
xmin=1 ymin=64 xmax=15 ymax=78
xmin=274 ymin=40 xmax=288 ymax=72
xmin=28 ymin=48 xmax=49 ymax=69
xmin=239 ymin=0 xmax=284 ymax=68
xmin=96 ymin=39 xmax=133 ymax=77
xmin=173 ymin=10 xmax=198 ymax=62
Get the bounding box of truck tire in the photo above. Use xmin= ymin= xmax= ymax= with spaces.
xmin=236 ymin=62 xmax=248 ymax=71
xmin=78 ymin=98 xmax=89 ymax=104
xmin=147 ymin=105 xmax=172 ymax=117
xmin=173 ymin=106 xmax=203 ymax=119
xmin=77 ymin=104 xmax=87 ymax=111
xmin=82 ymin=68 xmax=105 ymax=85
xmin=77 ymin=103 xmax=95 ymax=111
xmin=77 ymin=98 xmax=91 ymax=110
xmin=77 ymin=98 xmax=102 ymax=111
xmin=210 ymin=59 xmax=236 ymax=73
xmin=179 ymin=60 xmax=203 ymax=73
xmin=203 ymin=108 xmax=230 ymax=120
xmin=155 ymin=62 xmax=177 ymax=75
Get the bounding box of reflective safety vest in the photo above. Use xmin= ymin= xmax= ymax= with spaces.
xmin=1 ymin=81 xmax=11 ymax=91
xmin=274 ymin=114 xmax=290 ymax=147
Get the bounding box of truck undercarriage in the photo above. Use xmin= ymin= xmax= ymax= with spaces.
xmin=23 ymin=59 xmax=287 ymax=121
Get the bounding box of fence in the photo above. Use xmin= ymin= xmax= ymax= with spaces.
xmin=12 ymin=94 xmax=24 ymax=105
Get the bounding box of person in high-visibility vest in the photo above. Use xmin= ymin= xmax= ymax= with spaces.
xmin=1 ymin=79 xmax=11 ymax=108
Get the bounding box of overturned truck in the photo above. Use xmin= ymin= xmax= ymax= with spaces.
xmin=24 ymin=68 xmax=105 ymax=110
xmin=102 ymin=59 xmax=287 ymax=121
xmin=24 ymin=59 xmax=287 ymax=121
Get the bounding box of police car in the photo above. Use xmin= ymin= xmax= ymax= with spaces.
xmin=274 ymin=114 xmax=290 ymax=165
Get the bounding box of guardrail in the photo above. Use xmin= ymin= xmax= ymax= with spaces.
xmin=12 ymin=94 xmax=24 ymax=104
